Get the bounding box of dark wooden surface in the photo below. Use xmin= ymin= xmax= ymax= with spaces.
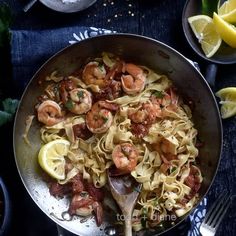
xmin=0 ymin=0 xmax=236 ymax=235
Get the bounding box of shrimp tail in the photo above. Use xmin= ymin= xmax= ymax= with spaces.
xmin=92 ymin=201 xmax=104 ymax=227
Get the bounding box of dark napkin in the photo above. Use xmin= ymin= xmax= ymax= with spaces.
xmin=10 ymin=26 xmax=206 ymax=236
xmin=11 ymin=26 xmax=115 ymax=96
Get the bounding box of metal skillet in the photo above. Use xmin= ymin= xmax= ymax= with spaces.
xmin=13 ymin=34 xmax=223 ymax=235
xmin=182 ymin=0 xmax=236 ymax=87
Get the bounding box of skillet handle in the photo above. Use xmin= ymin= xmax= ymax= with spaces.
xmin=205 ymin=64 xmax=218 ymax=89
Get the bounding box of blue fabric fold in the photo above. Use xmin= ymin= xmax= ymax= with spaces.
xmin=10 ymin=26 xmax=207 ymax=236
xmin=11 ymin=26 xmax=115 ymax=95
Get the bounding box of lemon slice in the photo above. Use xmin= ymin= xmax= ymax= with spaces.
xmin=218 ymin=0 xmax=236 ymax=23
xmin=188 ymin=15 xmax=222 ymax=58
xmin=213 ymin=12 xmax=236 ymax=48
xmin=38 ymin=139 xmax=70 ymax=180
xmin=216 ymin=87 xmax=236 ymax=119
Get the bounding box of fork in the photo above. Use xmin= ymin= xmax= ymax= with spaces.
xmin=199 ymin=192 xmax=232 ymax=236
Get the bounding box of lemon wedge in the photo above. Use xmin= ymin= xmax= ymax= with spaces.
xmin=216 ymin=87 xmax=236 ymax=119
xmin=38 ymin=139 xmax=70 ymax=180
xmin=213 ymin=12 xmax=236 ymax=48
xmin=218 ymin=0 xmax=236 ymax=23
xmin=188 ymin=15 xmax=222 ymax=57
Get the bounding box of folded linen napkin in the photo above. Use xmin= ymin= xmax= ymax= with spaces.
xmin=10 ymin=26 xmax=207 ymax=236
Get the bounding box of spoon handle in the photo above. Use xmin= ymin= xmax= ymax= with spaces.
xmin=23 ymin=0 xmax=37 ymax=12
xmin=124 ymin=211 xmax=132 ymax=236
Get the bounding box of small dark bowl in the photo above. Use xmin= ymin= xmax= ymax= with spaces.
xmin=40 ymin=0 xmax=97 ymax=13
xmin=0 ymin=177 xmax=11 ymax=236
xmin=182 ymin=0 xmax=236 ymax=64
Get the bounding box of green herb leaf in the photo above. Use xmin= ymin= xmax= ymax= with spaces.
xmin=65 ymin=99 xmax=74 ymax=110
xmin=98 ymin=63 xmax=105 ymax=72
xmin=153 ymin=91 xmax=164 ymax=98
xmin=77 ymin=91 xmax=84 ymax=98
xmin=170 ymin=166 xmax=177 ymax=173
xmin=102 ymin=116 xmax=108 ymax=123
xmin=141 ymin=208 xmax=147 ymax=228
xmin=153 ymin=198 xmax=159 ymax=206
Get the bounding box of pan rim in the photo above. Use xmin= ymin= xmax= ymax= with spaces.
xmin=13 ymin=33 xmax=223 ymax=235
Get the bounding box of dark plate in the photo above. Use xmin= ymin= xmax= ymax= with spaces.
xmin=182 ymin=0 xmax=236 ymax=64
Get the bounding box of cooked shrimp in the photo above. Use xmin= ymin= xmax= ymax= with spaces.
xmin=92 ymin=201 xmax=103 ymax=226
xmin=69 ymin=192 xmax=103 ymax=226
xmin=65 ymin=88 xmax=92 ymax=114
xmin=37 ymin=100 xmax=63 ymax=126
xmin=161 ymin=88 xmax=179 ymax=111
xmin=82 ymin=61 xmax=107 ymax=88
xmin=128 ymin=102 xmax=162 ymax=125
xmin=60 ymin=78 xmax=92 ymax=114
xmin=97 ymin=100 xmax=119 ymax=111
xmin=121 ymin=63 xmax=146 ymax=95
xmin=60 ymin=78 xmax=76 ymax=104
xmin=86 ymin=101 xmax=117 ymax=134
xmin=104 ymin=60 xmax=124 ymax=80
xmin=112 ymin=143 xmax=139 ymax=173
xmin=93 ymin=80 xmax=122 ymax=101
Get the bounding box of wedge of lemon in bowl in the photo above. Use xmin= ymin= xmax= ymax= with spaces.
xmin=213 ymin=12 xmax=236 ymax=48
xmin=188 ymin=15 xmax=222 ymax=57
xmin=216 ymin=87 xmax=236 ymax=119
xmin=38 ymin=139 xmax=70 ymax=180
xmin=218 ymin=0 xmax=236 ymax=23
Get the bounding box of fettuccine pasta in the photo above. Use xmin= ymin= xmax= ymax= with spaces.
xmin=30 ymin=52 xmax=202 ymax=230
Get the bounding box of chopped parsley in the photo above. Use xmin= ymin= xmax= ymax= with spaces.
xmin=141 ymin=207 xmax=147 ymax=228
xmin=170 ymin=166 xmax=177 ymax=173
xmin=98 ymin=62 xmax=104 ymax=71
xmin=153 ymin=90 xmax=164 ymax=98
xmin=65 ymin=99 xmax=74 ymax=110
xmin=153 ymin=198 xmax=159 ymax=207
xmin=102 ymin=116 xmax=108 ymax=123
xmin=77 ymin=90 xmax=84 ymax=98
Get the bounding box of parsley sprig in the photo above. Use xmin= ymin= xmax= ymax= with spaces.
xmin=153 ymin=90 xmax=164 ymax=98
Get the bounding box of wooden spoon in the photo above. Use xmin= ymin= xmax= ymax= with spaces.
xmin=107 ymin=171 xmax=142 ymax=236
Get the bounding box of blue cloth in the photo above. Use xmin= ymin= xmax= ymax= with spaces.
xmin=10 ymin=26 xmax=207 ymax=236
xmin=11 ymin=26 xmax=115 ymax=96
